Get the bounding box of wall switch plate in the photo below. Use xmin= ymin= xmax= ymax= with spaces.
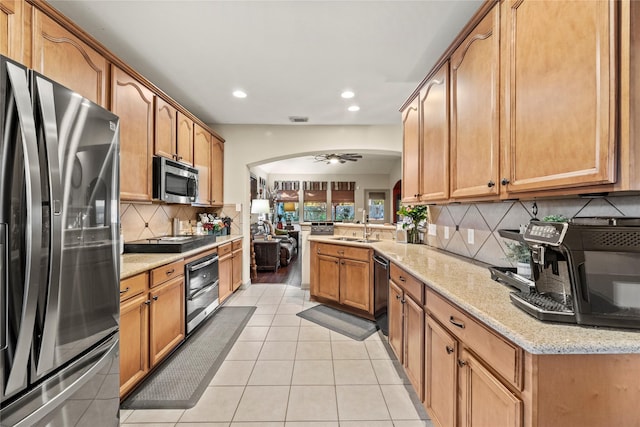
xmin=428 ymin=223 xmax=437 ymax=236
xmin=444 ymin=226 xmax=450 ymax=240
xmin=467 ymin=228 xmax=475 ymax=245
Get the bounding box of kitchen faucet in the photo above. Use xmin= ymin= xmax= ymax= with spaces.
xmin=362 ymin=210 xmax=371 ymax=240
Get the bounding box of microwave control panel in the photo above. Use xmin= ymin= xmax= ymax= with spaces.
xmin=524 ymin=221 xmax=568 ymax=246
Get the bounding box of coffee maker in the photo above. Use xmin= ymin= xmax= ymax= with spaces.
xmin=510 ymin=218 xmax=640 ymax=329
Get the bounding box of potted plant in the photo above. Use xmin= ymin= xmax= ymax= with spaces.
xmin=396 ymin=205 xmax=429 ymax=244
xmin=504 ymin=241 xmax=531 ymax=278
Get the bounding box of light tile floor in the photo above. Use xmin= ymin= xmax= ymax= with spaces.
xmin=120 ymin=284 xmax=434 ymax=427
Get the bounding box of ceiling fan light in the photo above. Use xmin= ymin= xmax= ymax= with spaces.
xmin=341 ymin=90 xmax=355 ymax=99
xmin=329 ymin=157 xmax=340 ymax=164
xmin=348 ymin=105 xmax=360 ymax=112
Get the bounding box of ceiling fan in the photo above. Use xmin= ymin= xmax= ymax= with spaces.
xmin=314 ymin=153 xmax=363 ymax=164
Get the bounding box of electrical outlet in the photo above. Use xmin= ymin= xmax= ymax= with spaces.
xmin=444 ymin=226 xmax=450 ymax=240
xmin=467 ymin=228 xmax=474 ymax=245
xmin=428 ymin=223 xmax=437 ymax=236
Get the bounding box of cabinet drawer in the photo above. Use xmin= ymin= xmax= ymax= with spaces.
xmin=426 ymin=289 xmax=522 ymax=389
xmin=218 ymin=242 xmax=232 ymax=257
xmin=232 ymin=239 xmax=242 ymax=251
xmin=120 ymin=272 xmax=148 ymax=301
xmin=316 ymin=243 xmax=371 ymax=262
xmin=150 ymin=260 xmax=184 ymax=288
xmin=390 ymin=263 xmax=423 ymax=305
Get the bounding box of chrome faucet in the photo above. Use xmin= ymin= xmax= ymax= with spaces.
xmin=362 ymin=210 xmax=371 ymax=240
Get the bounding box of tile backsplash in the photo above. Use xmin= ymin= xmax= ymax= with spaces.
xmin=120 ymin=203 xmax=244 ymax=242
xmin=425 ymin=195 xmax=640 ymax=268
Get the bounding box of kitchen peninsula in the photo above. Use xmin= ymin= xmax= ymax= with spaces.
xmin=308 ymin=235 xmax=640 ymax=427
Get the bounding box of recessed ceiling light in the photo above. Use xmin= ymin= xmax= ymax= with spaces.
xmin=341 ymin=91 xmax=355 ymax=99
xmin=232 ymin=90 xmax=247 ymax=98
xmin=348 ymin=105 xmax=360 ymax=112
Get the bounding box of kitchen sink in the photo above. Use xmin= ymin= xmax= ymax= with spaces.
xmin=332 ymin=237 xmax=360 ymax=241
xmin=355 ymin=239 xmax=380 ymax=243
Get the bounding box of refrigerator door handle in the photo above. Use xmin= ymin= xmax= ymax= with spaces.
xmin=4 ymin=62 xmax=44 ymax=396
xmin=1 ymin=223 xmax=6 ymax=351
xmin=32 ymin=76 xmax=64 ymax=376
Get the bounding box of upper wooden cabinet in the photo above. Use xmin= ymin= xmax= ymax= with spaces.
xmin=450 ymin=6 xmax=500 ymax=200
xmin=500 ymin=0 xmax=616 ymax=193
xmin=32 ymin=10 xmax=108 ymax=108
xmin=0 ymin=0 xmax=25 ymax=62
xmin=111 ymin=65 xmax=154 ymax=202
xmin=176 ymin=111 xmax=194 ymax=166
xmin=401 ymin=97 xmax=420 ymax=203
xmin=210 ymin=137 xmax=224 ymax=206
xmin=420 ymin=62 xmax=450 ymax=202
xmin=193 ymin=123 xmax=211 ymax=206
xmin=154 ymin=97 xmax=177 ymax=160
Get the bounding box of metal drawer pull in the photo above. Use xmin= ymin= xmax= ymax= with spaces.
xmin=446 ymin=346 xmax=454 ymax=354
xmin=449 ymin=316 xmax=465 ymax=329
xmin=396 ymin=294 xmax=402 ymax=300
xmin=153 ymin=295 xmax=159 ymax=301
xmin=119 ymin=287 xmax=130 ymax=295
xmin=144 ymin=300 xmax=151 ymax=306
xmin=399 ymin=276 xmax=406 ymax=282
xmin=458 ymin=359 xmax=467 ymax=368
xmin=166 ymin=268 xmax=175 ymax=275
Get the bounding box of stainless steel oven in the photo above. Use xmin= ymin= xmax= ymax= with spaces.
xmin=185 ymin=252 xmax=219 ymax=335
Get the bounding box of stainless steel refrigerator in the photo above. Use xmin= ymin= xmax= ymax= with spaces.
xmin=0 ymin=55 xmax=120 ymax=426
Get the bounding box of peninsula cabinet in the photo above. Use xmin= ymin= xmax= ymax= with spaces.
xmin=210 ymin=137 xmax=224 ymax=206
xmin=310 ymin=242 xmax=374 ymax=316
xmin=32 ymin=10 xmax=108 ymax=108
xmin=193 ymin=123 xmax=211 ymax=206
xmin=176 ymin=111 xmax=194 ymax=166
xmin=1 ymin=0 xmax=25 ymax=62
xmin=449 ymin=6 xmax=500 ymax=200
xmin=499 ymin=0 xmax=616 ymax=194
xmin=111 ymin=66 xmax=154 ymax=202
xmin=388 ymin=263 xmax=424 ymax=401
xmin=154 ymin=97 xmax=178 ymax=161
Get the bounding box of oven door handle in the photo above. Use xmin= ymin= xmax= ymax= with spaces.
xmin=188 ymin=256 xmax=219 ymax=272
xmin=188 ymin=280 xmax=219 ymax=301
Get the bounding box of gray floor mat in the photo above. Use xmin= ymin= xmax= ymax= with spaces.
xmin=296 ymin=304 xmax=378 ymax=341
xmin=121 ymin=306 xmax=256 ymax=409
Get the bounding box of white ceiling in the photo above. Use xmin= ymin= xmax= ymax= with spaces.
xmin=258 ymin=151 xmax=401 ymax=175
xmin=48 ymin=0 xmax=483 ymax=127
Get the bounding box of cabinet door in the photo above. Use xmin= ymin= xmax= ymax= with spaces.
xmin=0 ymin=0 xmax=25 ymax=62
xmin=450 ymin=7 xmax=500 ymax=199
xmin=401 ymin=97 xmax=421 ymax=203
xmin=111 ymin=66 xmax=154 ymax=202
xmin=501 ymin=0 xmax=616 ymax=193
xmin=176 ymin=111 xmax=194 ymax=166
xmin=388 ymin=280 xmax=404 ymax=363
xmin=339 ymin=258 xmax=371 ymax=312
xmin=420 ymin=61 xmax=450 ymax=202
xmin=154 ymin=97 xmax=177 ymax=160
xmin=119 ymin=293 xmax=149 ymax=398
xmin=404 ymin=294 xmax=425 ymax=401
xmin=316 ymin=254 xmax=340 ymax=302
xmin=219 ymin=254 xmax=233 ymax=302
xmin=149 ymin=276 xmax=185 ymax=367
xmin=210 ymin=138 xmax=224 ymax=205
xmin=458 ymin=349 xmax=523 ymax=427
xmin=32 ymin=11 xmax=108 ymax=107
xmin=232 ymin=247 xmax=243 ymax=291
xmin=193 ymin=124 xmax=211 ymax=205
xmin=426 ymin=316 xmax=458 ymax=427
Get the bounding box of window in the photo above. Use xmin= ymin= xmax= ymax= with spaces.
xmin=274 ymin=180 xmax=300 ymax=224
xmin=303 ymin=181 xmax=327 ymax=222
xmin=331 ymin=181 xmax=355 ymax=222
xmin=276 ymin=201 xmax=299 ymax=224
xmin=367 ymin=191 xmax=386 ymax=222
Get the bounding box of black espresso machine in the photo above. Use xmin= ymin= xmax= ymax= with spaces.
xmin=508 ymin=218 xmax=640 ymax=329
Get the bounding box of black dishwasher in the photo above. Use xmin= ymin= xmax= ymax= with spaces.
xmin=373 ymin=253 xmax=390 ymax=336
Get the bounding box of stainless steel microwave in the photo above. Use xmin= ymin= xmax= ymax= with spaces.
xmin=153 ymin=156 xmax=198 ymax=204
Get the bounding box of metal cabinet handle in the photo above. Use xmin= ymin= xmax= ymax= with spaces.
xmin=334 ymin=260 xmax=339 ymax=264
xmin=458 ymin=359 xmax=467 ymax=368
xmin=120 ymin=287 xmax=130 ymax=295
xmin=166 ymin=268 xmax=175 ymax=275
xmin=487 ymin=180 xmax=495 ymax=188
xmin=501 ymin=178 xmax=510 ymax=186
xmin=446 ymin=346 xmax=454 ymax=354
xmin=396 ymin=294 xmax=402 ymax=300
xmin=144 ymin=300 xmax=151 ymax=306
xmin=152 ymin=295 xmax=159 ymax=301
xmin=449 ymin=316 xmax=465 ymax=329
xmin=399 ymin=276 xmax=406 ymax=282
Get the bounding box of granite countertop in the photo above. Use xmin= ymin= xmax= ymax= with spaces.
xmin=121 ymin=235 xmax=242 ymax=279
xmin=309 ymin=235 xmax=640 ymax=355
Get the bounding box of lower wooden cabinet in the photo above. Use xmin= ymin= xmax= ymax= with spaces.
xmin=388 ymin=264 xmax=424 ymax=400
xmin=425 ymin=316 xmax=457 ymax=427
xmin=219 ymin=243 xmax=233 ymax=302
xmin=149 ymin=275 xmax=185 ymax=368
xmin=119 ymin=292 xmax=149 ymax=398
xmin=232 ymin=240 xmax=243 ymax=291
xmin=310 ymin=242 xmax=373 ymax=316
